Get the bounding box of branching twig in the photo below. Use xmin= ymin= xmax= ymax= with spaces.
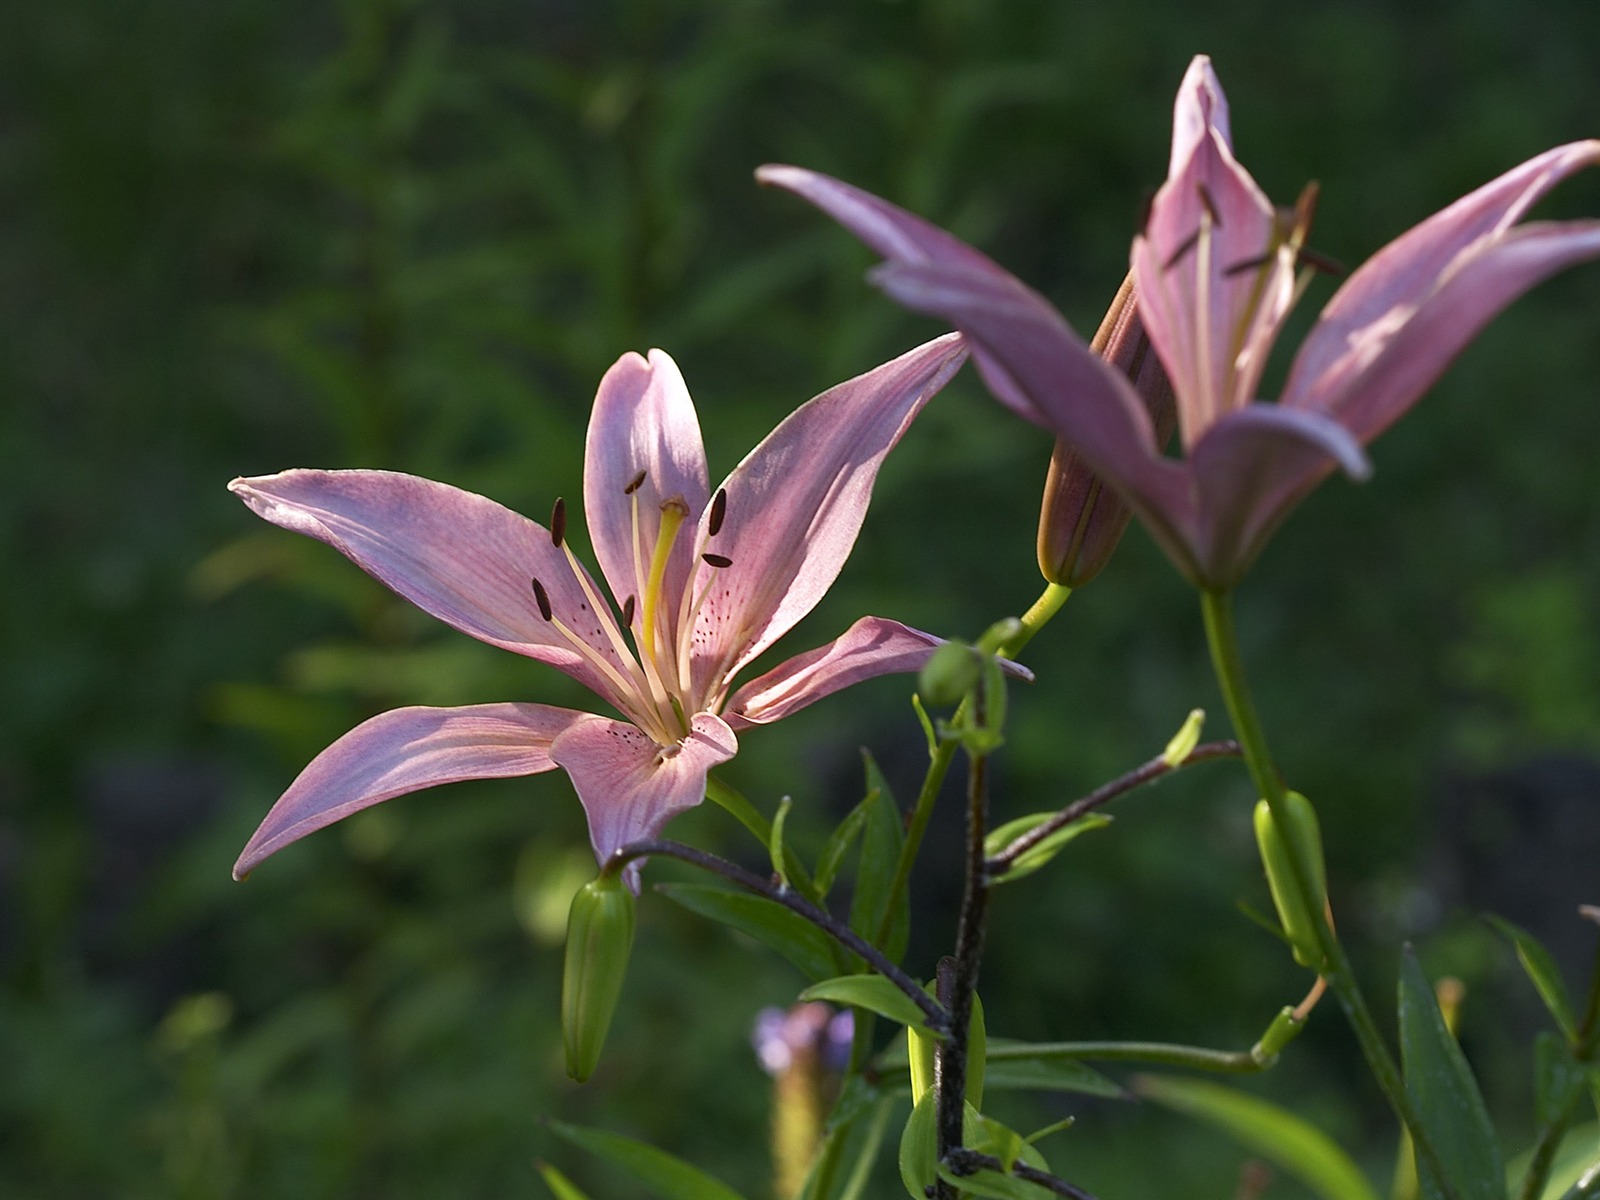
xmin=945 ymin=1147 xmax=1102 ymax=1200
xmin=608 ymin=837 xmax=949 ymax=1033
xmin=986 ymin=739 xmax=1241 ymax=877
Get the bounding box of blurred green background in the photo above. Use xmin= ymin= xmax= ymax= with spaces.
xmin=3 ymin=0 xmax=1599 ymax=1196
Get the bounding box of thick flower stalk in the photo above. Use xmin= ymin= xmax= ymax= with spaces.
xmin=760 ymin=56 xmax=1600 ymax=589
xmin=229 ymin=336 xmax=971 ymax=883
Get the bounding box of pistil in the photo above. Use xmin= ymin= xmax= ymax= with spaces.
xmin=640 ymin=495 xmax=691 ymax=664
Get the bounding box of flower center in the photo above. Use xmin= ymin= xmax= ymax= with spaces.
xmin=526 ymin=476 xmax=738 ymax=749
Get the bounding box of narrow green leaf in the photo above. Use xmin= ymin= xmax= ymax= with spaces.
xmin=981 ymin=1054 xmax=1125 ymax=1099
xmin=801 ymin=975 xmax=936 ymax=1032
xmin=1397 ymin=947 xmax=1507 ymax=1200
xmin=850 ymin=751 xmax=908 ymax=959
xmin=543 ymin=1120 xmax=750 ymax=1200
xmin=536 ymin=1161 xmax=594 ymax=1200
xmin=1487 ymin=916 xmax=1578 ymax=1040
xmin=911 ymin=693 xmax=938 ymax=757
xmin=1135 ymin=1074 xmax=1380 ymax=1200
xmin=815 ymin=791 xmax=875 ymax=899
xmin=1534 ymin=1032 xmax=1586 ymax=1127
xmin=984 ymin=813 xmax=1112 ymax=883
xmin=1505 ymin=1121 xmax=1600 ymax=1199
xmin=655 ymin=883 xmax=840 ymax=982
xmin=934 ymin=1161 xmax=1057 ymax=1200
xmin=1024 ymin=1116 xmax=1076 ymax=1146
xmin=898 ymin=1092 xmax=939 ymax=1200
xmin=769 ymin=796 xmax=794 ymax=885
xmin=837 ymin=1097 xmax=895 ymax=1200
xmin=934 ymin=1117 xmax=1057 ymax=1200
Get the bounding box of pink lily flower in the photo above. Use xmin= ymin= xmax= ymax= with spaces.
xmin=760 ymin=56 xmax=1600 ymax=589
xmin=230 ymin=335 xmax=977 ymax=884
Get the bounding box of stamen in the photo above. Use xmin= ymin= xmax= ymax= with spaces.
xmin=531 ymin=578 xmax=553 ymax=621
xmin=1298 ymin=247 xmax=1346 ymax=277
xmin=623 ymin=469 xmax=647 ymax=495
xmin=1196 ymin=183 xmax=1222 ymax=227
xmin=1162 ymin=228 xmax=1202 ymax=272
xmin=1223 ymin=252 xmax=1276 ymax=277
xmin=621 ymin=594 xmax=636 ymax=626
xmin=556 ymin=539 xmax=657 ymax=700
xmin=707 ymin=488 xmax=727 ymax=536
xmin=550 ymin=497 xmax=567 ymax=548
xmin=702 ymin=552 xmax=732 ymax=569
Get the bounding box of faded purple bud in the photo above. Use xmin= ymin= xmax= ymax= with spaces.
xmin=1036 ymin=273 xmax=1175 ymax=587
xmin=753 ymin=1002 xmax=853 ymax=1198
xmin=751 ymin=1001 xmax=851 ymax=1077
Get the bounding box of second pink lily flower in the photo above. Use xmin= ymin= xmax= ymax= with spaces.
xmin=229 ymin=335 xmax=974 ymax=884
xmin=761 ymin=55 xmax=1600 ymax=589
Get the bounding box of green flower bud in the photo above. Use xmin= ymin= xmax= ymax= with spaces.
xmin=1253 ymin=790 xmax=1328 ymax=969
xmin=562 ymin=873 xmax=636 ymax=1082
xmin=919 ymin=641 xmax=981 ymax=707
xmin=1036 ymin=273 xmax=1175 ymax=587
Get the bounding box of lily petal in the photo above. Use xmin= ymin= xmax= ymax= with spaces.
xmin=230 ymin=470 xmax=636 ymax=707
xmin=233 ymin=703 xmax=584 ymax=879
xmin=1284 ymin=140 xmax=1600 ymax=439
xmin=757 ymin=163 xmax=1048 ymax=424
xmin=1135 ymin=55 xmax=1294 ymax=445
xmin=584 ymin=349 xmax=711 ymax=629
xmin=872 ymin=258 xmax=1198 ymax=574
xmin=1188 ymin=405 xmax=1371 ymax=588
xmin=689 ymin=334 xmax=967 ymax=694
xmin=725 ymin=615 xmax=1035 ymax=728
xmin=550 ymin=712 xmax=738 ymax=886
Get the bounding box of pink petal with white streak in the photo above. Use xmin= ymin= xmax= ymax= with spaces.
xmin=234 ymin=703 xmax=584 ymax=879
xmin=1135 ymin=58 xmax=1291 ymax=447
xmin=583 ymin=349 xmax=711 ymax=629
xmin=688 ymin=334 xmax=967 ymax=697
xmin=725 ymin=616 xmax=1035 ymax=728
xmin=1283 ymin=141 xmax=1600 ymax=439
xmin=229 ymin=470 xmax=634 ymax=707
xmin=550 ymin=712 xmax=738 ymax=885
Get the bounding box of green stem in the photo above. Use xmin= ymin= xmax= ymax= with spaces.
xmin=1199 ymin=588 xmax=1456 ymax=1199
xmin=1012 ymin=582 xmax=1072 ymax=656
xmin=872 ymin=582 xmax=1071 ymax=950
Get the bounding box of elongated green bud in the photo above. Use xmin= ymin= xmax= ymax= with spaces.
xmin=562 ymin=874 xmax=636 ymax=1082
xmin=1253 ymin=790 xmax=1328 ymax=969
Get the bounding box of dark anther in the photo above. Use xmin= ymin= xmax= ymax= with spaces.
xmin=1298 ymin=247 xmax=1347 ymax=277
xmin=1223 ymin=251 xmax=1277 ymax=277
xmin=550 ymin=497 xmax=567 ymax=548
xmin=531 ymin=578 xmax=553 ymax=621
xmin=1162 ymin=228 xmax=1202 ymax=271
xmin=702 ymin=552 xmax=733 ymax=569
xmin=1135 ymin=187 xmax=1155 ymax=235
xmin=1196 ymin=182 xmax=1222 ymax=226
xmin=621 ymin=594 xmax=636 ymax=626
xmin=707 ymin=488 xmax=727 ymax=536
xmin=624 ymin=469 xmax=647 ymax=495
